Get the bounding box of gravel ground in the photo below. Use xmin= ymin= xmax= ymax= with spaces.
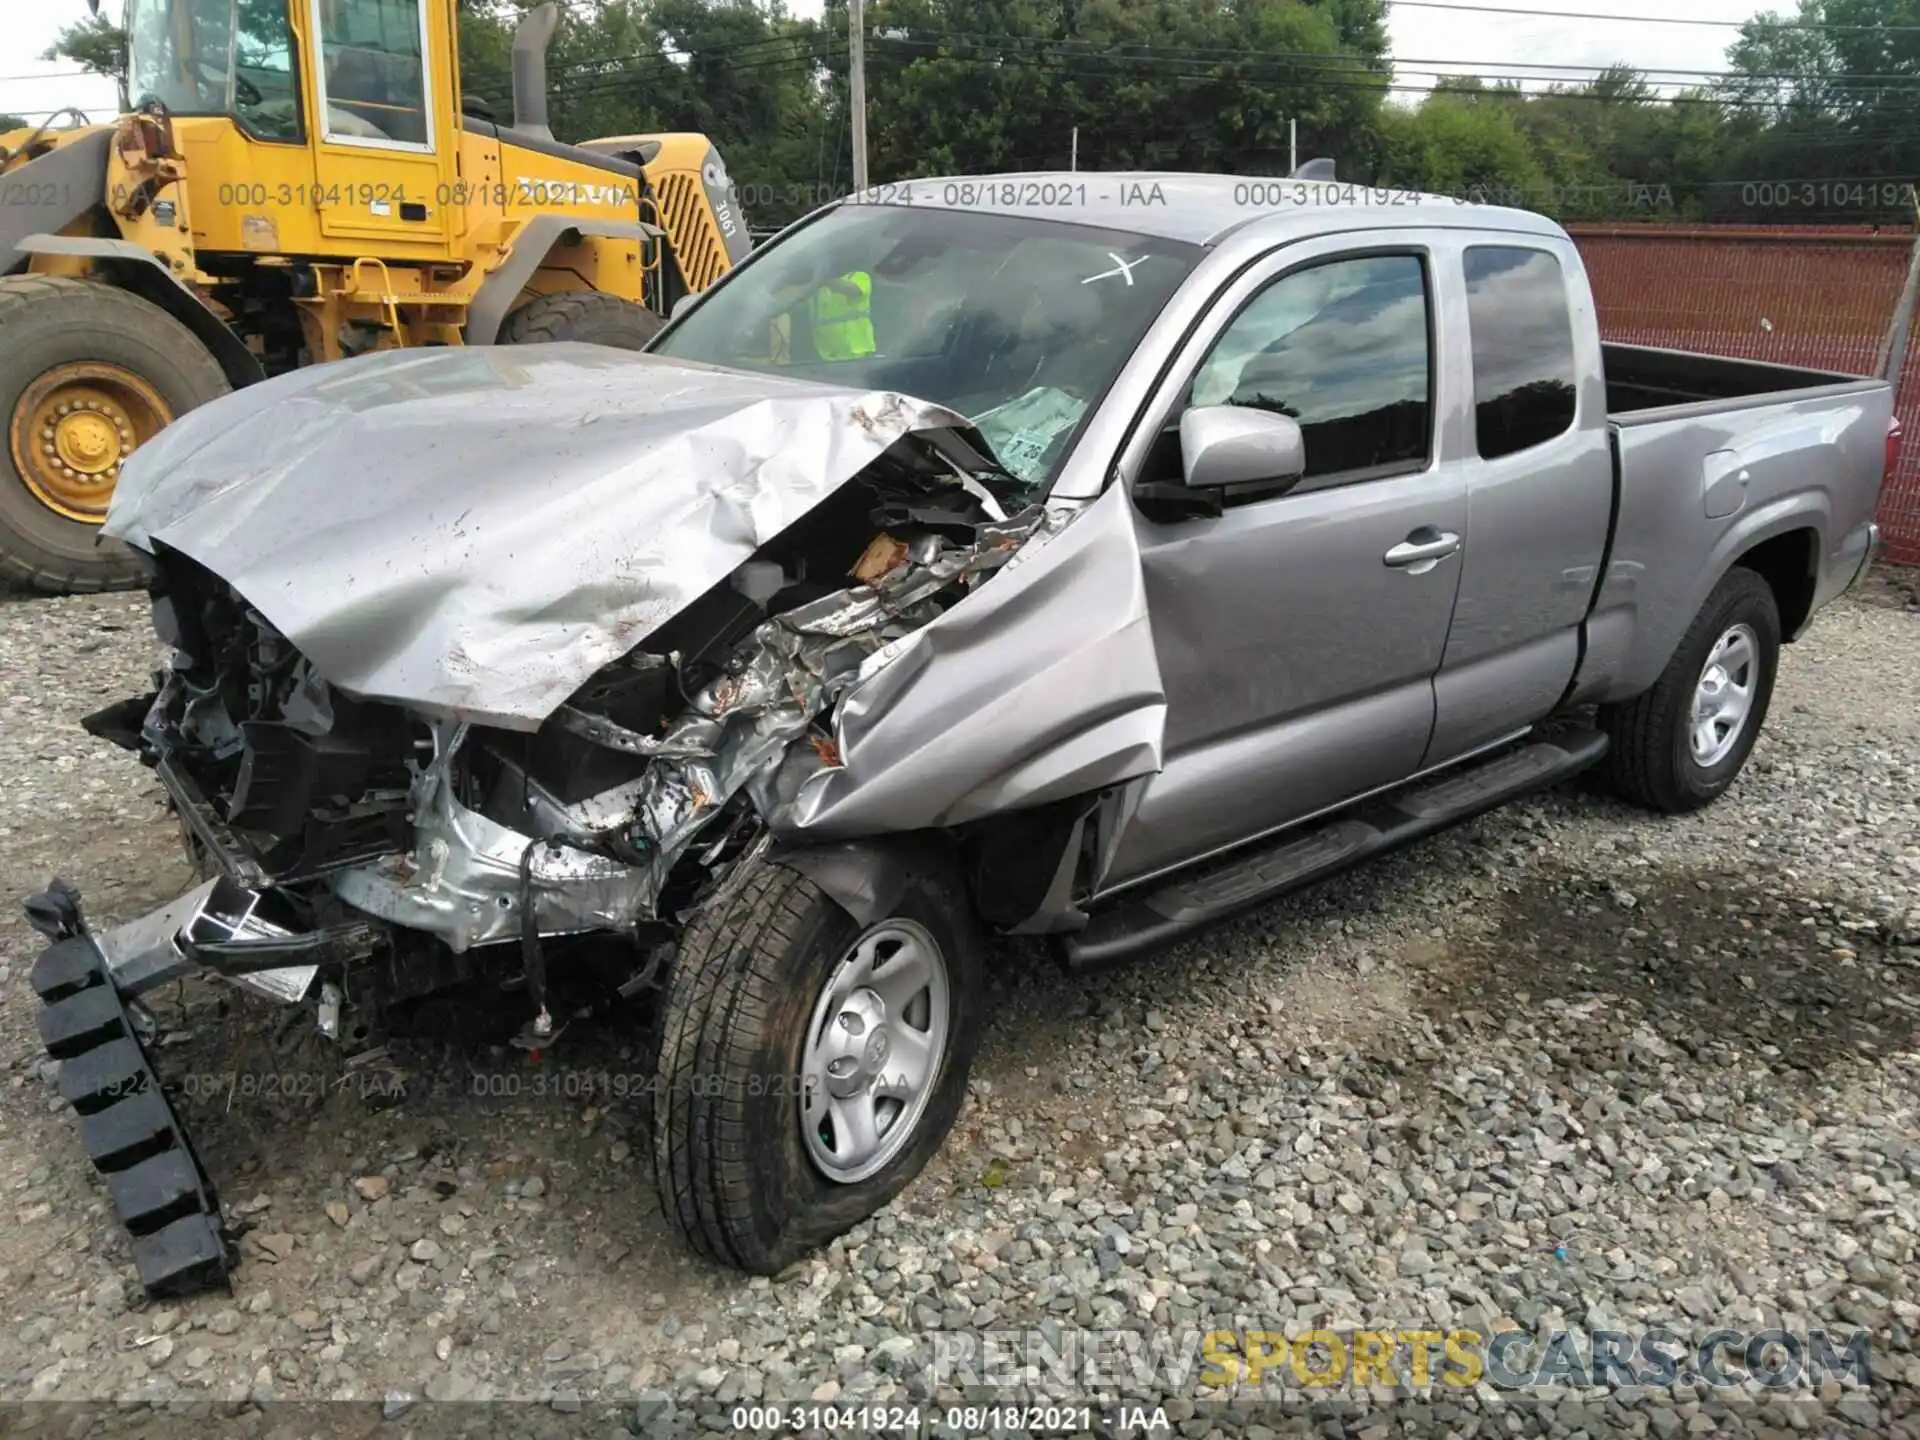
xmin=0 ymin=573 xmax=1914 ymax=1437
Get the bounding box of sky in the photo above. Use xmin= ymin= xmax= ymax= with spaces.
xmin=0 ymin=0 xmax=1784 ymax=130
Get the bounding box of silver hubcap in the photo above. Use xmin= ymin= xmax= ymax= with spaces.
xmin=800 ymin=919 xmax=949 ymax=1184
xmin=1690 ymin=622 xmax=1759 ymax=768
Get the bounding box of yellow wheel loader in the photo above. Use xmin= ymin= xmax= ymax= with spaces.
xmin=0 ymin=0 xmax=750 ymax=594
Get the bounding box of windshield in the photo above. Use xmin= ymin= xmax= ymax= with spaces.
xmin=654 ymin=204 xmax=1200 ymax=486
xmin=126 ymin=0 xmax=302 ymax=139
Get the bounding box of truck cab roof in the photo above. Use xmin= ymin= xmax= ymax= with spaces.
xmin=847 ymin=170 xmax=1569 ymax=248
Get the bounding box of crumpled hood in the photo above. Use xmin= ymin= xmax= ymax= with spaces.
xmin=106 ymin=344 xmax=975 ymax=729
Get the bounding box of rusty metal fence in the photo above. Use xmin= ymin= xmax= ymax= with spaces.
xmin=1567 ymin=224 xmax=1920 ymax=566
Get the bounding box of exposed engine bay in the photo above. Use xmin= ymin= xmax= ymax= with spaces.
xmin=33 ymin=344 xmax=1177 ymax=1294
xmin=84 ymin=440 xmax=1045 ymax=1046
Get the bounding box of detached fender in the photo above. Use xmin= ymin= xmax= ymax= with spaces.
xmin=769 ymin=833 xmax=966 ymax=929
xmin=464 ymin=214 xmax=664 ymax=345
xmin=11 ymin=233 xmax=265 ymax=389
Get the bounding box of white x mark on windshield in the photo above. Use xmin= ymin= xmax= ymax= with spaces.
xmin=1081 ymin=252 xmax=1144 ymax=286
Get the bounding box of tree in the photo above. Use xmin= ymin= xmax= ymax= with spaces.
xmin=1375 ymin=87 xmax=1549 ymax=204
xmin=844 ymin=0 xmax=1391 ymax=181
xmin=0 ymin=115 xmax=28 ymax=133
xmin=1717 ymin=0 xmax=1920 ymax=216
xmin=44 ymin=13 xmax=127 ymax=91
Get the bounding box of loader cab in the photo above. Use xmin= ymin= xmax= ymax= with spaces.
xmin=123 ymin=0 xmax=461 ymax=253
xmin=125 ymin=0 xmax=444 ymax=149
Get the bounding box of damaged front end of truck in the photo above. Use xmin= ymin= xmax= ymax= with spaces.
xmin=24 ymin=344 xmax=1107 ymax=1295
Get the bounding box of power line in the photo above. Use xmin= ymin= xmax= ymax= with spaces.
xmin=869 ymin=34 xmax=1920 ymax=101
xmin=871 ymin=29 xmax=1920 ymax=90
xmin=459 ymin=30 xmax=813 ymax=93
xmin=862 ymin=46 xmax=1917 ymax=110
xmin=1385 ymin=0 xmax=1920 ymax=34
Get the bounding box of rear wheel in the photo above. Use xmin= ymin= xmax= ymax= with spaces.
xmin=499 ymin=291 xmax=663 ymax=350
xmin=1597 ymin=566 xmax=1781 ymax=813
xmin=650 ymin=856 xmax=983 ymax=1274
xmin=0 ymin=276 xmax=230 ymax=594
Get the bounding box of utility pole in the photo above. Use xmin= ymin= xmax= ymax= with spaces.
xmin=1878 ymin=200 xmax=1920 ymax=391
xmin=1289 ymin=118 xmax=1297 ymax=175
xmin=1070 ymin=127 xmax=1078 ymax=172
xmin=850 ymin=0 xmax=869 ymax=194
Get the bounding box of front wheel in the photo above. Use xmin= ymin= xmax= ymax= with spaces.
xmin=1597 ymin=566 xmax=1781 ymax=813
xmin=650 ymin=855 xmax=983 ymax=1274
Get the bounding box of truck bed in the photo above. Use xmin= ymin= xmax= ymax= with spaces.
xmin=1581 ymin=344 xmax=1891 ymax=713
xmin=1604 ymin=342 xmax=1877 ymax=421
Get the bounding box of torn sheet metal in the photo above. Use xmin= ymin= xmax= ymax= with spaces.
xmin=620 ymin=509 xmax=1052 ymax=911
xmin=761 ymin=481 xmax=1169 ymax=837
xmin=325 ymin=510 xmax=1049 ymax=942
xmin=331 ymin=723 xmax=653 ymax=952
xmin=104 ymin=344 xmax=979 ymax=731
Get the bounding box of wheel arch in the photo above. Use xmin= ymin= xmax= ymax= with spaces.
xmin=1731 ymin=525 xmax=1820 ymax=642
xmin=464 ymin=215 xmax=663 ymax=346
xmin=12 ymin=235 xmax=264 ymax=390
xmin=767 ymin=832 xmax=970 ymax=929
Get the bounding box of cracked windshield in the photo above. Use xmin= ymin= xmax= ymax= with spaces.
xmin=652 ymin=203 xmax=1199 ymax=487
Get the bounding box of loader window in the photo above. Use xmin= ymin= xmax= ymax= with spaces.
xmin=126 ymin=0 xmax=301 ymax=140
xmin=314 ymin=0 xmax=431 ymax=147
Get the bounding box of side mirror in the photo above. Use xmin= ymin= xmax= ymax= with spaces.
xmin=670 ymin=293 xmax=698 ymax=320
xmin=1180 ymin=405 xmax=1306 ymax=498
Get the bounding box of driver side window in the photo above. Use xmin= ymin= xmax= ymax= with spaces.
xmin=1191 ymin=253 xmax=1433 ymax=485
xmin=315 ymin=0 xmax=430 ymax=146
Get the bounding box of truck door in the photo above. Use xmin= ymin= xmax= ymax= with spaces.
xmin=1100 ymin=237 xmax=1469 ymax=888
xmin=1423 ymin=237 xmax=1614 ymax=764
xmin=303 ymin=0 xmax=456 ymax=248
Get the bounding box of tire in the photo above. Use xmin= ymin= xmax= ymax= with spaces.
xmin=498 ymin=291 xmax=663 ymax=350
xmin=650 ymin=855 xmax=983 ymax=1274
xmin=0 ymin=276 xmax=229 ymax=594
xmin=1597 ymin=566 xmax=1781 ymax=813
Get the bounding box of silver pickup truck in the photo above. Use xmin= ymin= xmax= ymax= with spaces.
xmin=26 ymin=174 xmax=1895 ymax=1293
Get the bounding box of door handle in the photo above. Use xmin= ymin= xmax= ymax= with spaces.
xmin=1383 ymin=531 xmax=1461 ymax=572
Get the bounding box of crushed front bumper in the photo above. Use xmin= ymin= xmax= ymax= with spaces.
xmin=26 ymin=881 xmax=232 ymax=1296
xmin=23 ymin=877 xmax=380 ymax=1297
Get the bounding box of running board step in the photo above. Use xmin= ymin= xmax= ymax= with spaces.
xmin=25 ymin=880 xmax=233 ymax=1297
xmin=1061 ymin=730 xmax=1608 ymax=970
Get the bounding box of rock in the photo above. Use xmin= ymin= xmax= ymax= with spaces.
xmin=325 ymin=1201 xmax=350 ymax=1228
xmin=207 ymin=1310 xmax=241 ymax=1336
xmin=521 ymin=1175 xmax=547 ymax=1199
xmin=354 ymin=1176 xmax=390 ymax=1202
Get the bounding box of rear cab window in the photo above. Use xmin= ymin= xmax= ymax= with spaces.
xmin=1462 ymin=246 xmax=1579 ymax=458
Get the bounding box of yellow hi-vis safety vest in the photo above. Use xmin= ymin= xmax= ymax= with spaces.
xmin=813 ymin=271 xmax=876 ymax=360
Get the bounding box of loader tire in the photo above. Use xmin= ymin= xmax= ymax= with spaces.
xmin=649 ymin=855 xmax=982 ymax=1274
xmin=0 ymin=276 xmax=230 ymax=595
xmin=499 ymin=291 xmax=663 ymax=350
